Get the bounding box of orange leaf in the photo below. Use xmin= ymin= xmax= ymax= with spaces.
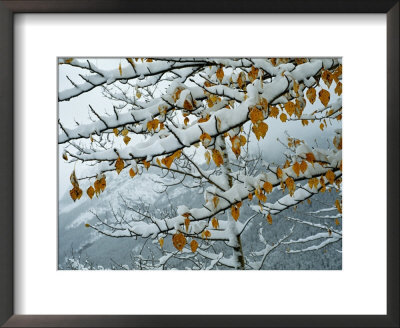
xmin=190 ymin=239 xmax=198 ymax=252
xmin=118 ymin=63 xmax=122 ymax=76
xmin=306 ymin=87 xmax=316 ymax=104
xmin=212 ymin=149 xmax=224 ymax=167
xmin=113 ymin=128 xmax=119 ymax=137
xmin=269 ymin=106 xmax=279 ymax=118
xmin=143 ymin=160 xmax=150 ymax=170
xmin=212 ymin=196 xmax=220 ymax=208
xmin=305 ymin=153 xmax=315 ymax=164
xmin=123 ymin=136 xmax=131 ymax=145
xmin=129 ymin=168 xmax=136 ymax=178
xmin=211 ymin=217 xmax=219 ymax=229
xmin=284 ymin=102 xmax=295 ymax=117
xmin=87 ymin=186 xmax=94 ymax=199
xmin=69 ymin=186 xmax=82 ymax=202
xmin=300 ymin=160 xmax=308 ymax=173
xmin=184 ymin=218 xmax=190 ymax=232
xmin=204 ymin=151 xmax=211 ymax=165
xmin=248 ymin=193 xmax=253 ymax=200
xmin=249 ymin=107 xmax=264 ymax=124
xmin=325 ymin=170 xmax=335 ymax=184
xmin=183 ymin=99 xmax=193 ymax=111
xmin=172 ymin=233 xmax=186 ymax=251
xmin=280 ymin=113 xmax=287 ymax=122
xmin=115 ymin=157 xmax=124 ymax=174
xmin=292 ymin=162 xmax=300 ymax=177
xmin=159 ymin=238 xmax=164 ymax=248
xmin=147 ymin=119 xmax=159 ymax=132
xmin=200 ymin=132 xmax=212 ymax=147
xmin=263 ymin=181 xmax=273 ymax=194
xmin=334 ymin=82 xmax=342 ymax=96
xmin=231 ymin=205 xmax=240 ymax=221
xmin=319 ymin=89 xmax=330 ymax=107
xmin=252 ymin=122 xmax=268 ymax=140
xmin=184 ymin=117 xmax=189 ymax=126
xmin=216 ymin=66 xmax=224 ymax=83
xmin=267 ymin=213 xmax=273 ymax=225
xmin=276 ymin=167 xmax=283 ymax=179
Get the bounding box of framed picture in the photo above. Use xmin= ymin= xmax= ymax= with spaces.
xmin=1 ymin=1 xmax=398 ymax=327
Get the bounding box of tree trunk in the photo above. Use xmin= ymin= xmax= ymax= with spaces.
xmin=217 ymin=135 xmax=245 ymax=270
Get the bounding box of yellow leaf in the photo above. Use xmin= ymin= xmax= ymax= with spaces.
xmin=143 ymin=160 xmax=150 ymax=170
xmin=64 ymin=58 xmax=73 ymax=64
xmin=202 ymin=230 xmax=211 ymax=239
xmin=293 ymin=80 xmax=299 ymax=95
xmin=335 ymin=199 xmax=342 ymax=214
xmin=248 ymin=66 xmax=259 ymax=82
xmin=306 ymin=87 xmax=316 ymax=104
xmin=319 ymin=89 xmax=330 ymax=107
xmin=335 ymin=218 xmax=340 ymax=226
xmin=204 ymin=151 xmax=211 ymax=165
xmin=113 ymin=128 xmax=119 ymax=137
xmin=255 ymin=188 xmax=267 ymax=202
xmin=321 ymin=69 xmax=333 ymax=88
xmin=263 ymin=181 xmax=273 ymax=194
xmin=121 ymin=128 xmax=129 ymax=136
xmin=190 ymin=239 xmax=198 ymax=252
xmin=87 ymin=186 xmax=94 ymax=199
xmin=237 ymin=71 xmax=245 ymax=89
xmin=334 ymin=82 xmax=342 ymax=96
xmin=267 ymin=213 xmax=273 ymax=225
xmin=212 ymin=196 xmax=219 ymax=208
xmin=118 ymin=63 xmax=122 ymax=76
xmin=252 ymin=122 xmax=268 ymax=140
xmin=292 ymin=162 xmax=300 ymax=177
xmin=183 ymin=99 xmax=193 ymax=110
xmin=276 ymin=167 xmax=283 ymax=179
xmin=136 ymin=91 xmax=142 ymax=98
xmin=248 ymin=193 xmax=253 ymax=200
xmin=147 ymin=119 xmax=159 ymax=132
xmin=123 ymin=136 xmax=131 ymax=145
xmin=212 ymin=149 xmax=223 ymax=167
xmin=172 ymin=233 xmax=186 ymax=251
xmin=249 ymin=107 xmax=264 ymax=124
xmin=211 ymin=217 xmax=219 ymax=229
xmin=305 ymin=152 xmax=315 ymax=164
xmin=184 ymin=117 xmax=189 ymax=126
xmin=184 ymin=218 xmax=190 ymax=232
xmin=325 ymin=170 xmax=335 ymax=184
xmin=307 ymin=198 xmax=311 ymax=205
xmin=200 ymin=132 xmax=212 ymax=147
xmin=115 ymin=157 xmax=124 ymax=174
xmin=216 ymin=66 xmax=224 ymax=83
xmin=300 ymin=160 xmax=308 ymax=173
xmin=69 ymin=186 xmax=82 ymax=202
xmin=239 ymin=135 xmax=247 ymax=146
xmin=285 ymin=177 xmax=295 ymax=196
xmin=280 ymin=113 xmax=287 ymax=122
xmin=320 ymin=123 xmax=324 ymax=131
xmin=198 ymin=115 xmax=210 ymax=123
xmin=146 ymin=58 xmax=153 ymax=62
xmin=129 ymin=168 xmax=136 ymax=178
xmin=284 ymin=102 xmax=295 ymax=117
xmin=159 ymin=238 xmax=164 ymax=248
xmin=269 ymin=106 xmax=279 ymax=118
xmin=231 ymin=205 xmax=240 ymax=221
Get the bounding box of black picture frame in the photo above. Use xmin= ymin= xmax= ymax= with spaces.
xmin=0 ymin=1 xmax=398 ymax=327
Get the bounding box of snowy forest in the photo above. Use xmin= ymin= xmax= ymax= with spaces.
xmin=58 ymin=57 xmax=342 ymax=270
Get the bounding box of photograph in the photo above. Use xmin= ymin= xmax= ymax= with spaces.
xmin=58 ymin=57 xmax=342 ymax=270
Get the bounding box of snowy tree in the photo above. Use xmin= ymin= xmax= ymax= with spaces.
xmin=59 ymin=57 xmax=342 ymax=270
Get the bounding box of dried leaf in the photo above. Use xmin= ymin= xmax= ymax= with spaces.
xmin=319 ymin=89 xmax=330 ymax=107
xmin=113 ymin=128 xmax=119 ymax=137
xmin=123 ymin=136 xmax=131 ymax=145
xmin=172 ymin=233 xmax=186 ymax=251
xmin=190 ymin=239 xmax=198 ymax=252
xmin=204 ymin=151 xmax=211 ymax=165
xmin=87 ymin=186 xmax=94 ymax=199
xmin=216 ymin=66 xmax=224 ymax=83
xmin=212 ymin=149 xmax=223 ymax=167
xmin=200 ymin=132 xmax=212 ymax=147
xmin=212 ymin=196 xmax=219 ymax=208
xmin=267 ymin=213 xmax=273 ymax=225
xmin=334 ymin=82 xmax=342 ymax=96
xmin=231 ymin=205 xmax=240 ymax=221
xmin=115 ymin=157 xmax=124 ymax=174
xmin=159 ymin=238 xmax=164 ymax=248
xmin=263 ymin=181 xmax=273 ymax=194
xmin=184 ymin=218 xmax=190 ymax=232
xmin=118 ymin=63 xmax=122 ymax=76
xmin=211 ymin=217 xmax=219 ymax=229
xmin=183 ymin=99 xmax=193 ymax=110
xmin=143 ymin=160 xmax=150 ymax=170
xmin=325 ymin=170 xmax=335 ymax=184
xmin=129 ymin=168 xmax=136 ymax=178
xmin=306 ymin=87 xmax=316 ymax=104
xmin=280 ymin=113 xmax=287 ymax=122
